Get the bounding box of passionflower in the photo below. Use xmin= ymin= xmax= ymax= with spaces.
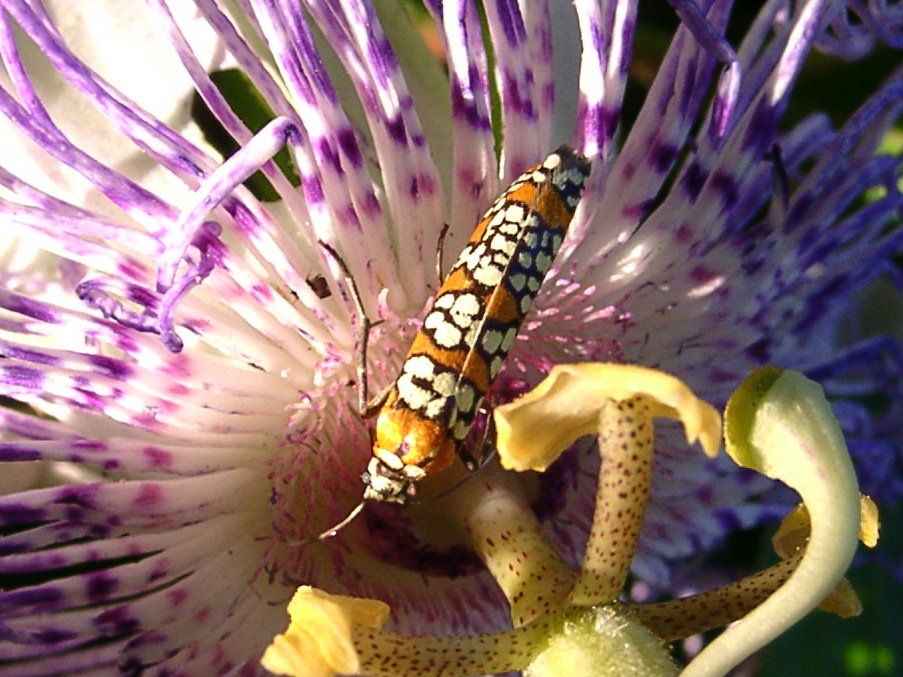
xmin=0 ymin=0 xmax=900 ymax=673
xmin=262 ymin=365 xmax=879 ymax=676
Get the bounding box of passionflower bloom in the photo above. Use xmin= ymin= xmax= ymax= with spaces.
xmin=0 ymin=0 xmax=900 ymax=674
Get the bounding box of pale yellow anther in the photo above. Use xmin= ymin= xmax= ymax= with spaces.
xmin=858 ymin=494 xmax=880 ymax=547
xmin=772 ymin=496 xmax=880 ymax=558
xmin=770 ymin=503 xmax=814 ymax=558
xmin=494 ymin=363 xmax=721 ymax=472
xmin=261 ymin=586 xmax=390 ymax=677
xmin=770 ymin=495 xmax=880 ymax=619
xmin=818 ymin=577 xmax=863 ymax=619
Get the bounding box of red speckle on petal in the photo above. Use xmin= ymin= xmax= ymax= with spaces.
xmin=132 ymin=412 xmax=161 ymax=428
xmin=168 ymin=588 xmax=189 ymax=607
xmin=674 ymin=223 xmax=693 ymax=243
xmin=161 ymin=353 xmax=192 ymax=379
xmin=621 ymin=200 xmax=650 ymax=219
xmin=148 ymin=562 xmax=168 ymax=582
xmin=132 ymin=483 xmax=163 ymax=508
xmin=251 ymin=283 xmax=273 ymax=302
xmin=143 ymin=446 xmax=173 ymax=468
xmin=419 ymin=172 xmax=438 ymax=196
xmin=168 ymin=382 xmax=190 ymax=396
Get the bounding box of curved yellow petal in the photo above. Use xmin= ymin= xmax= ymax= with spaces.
xmin=494 ymin=363 xmax=721 ymax=472
xmin=818 ymin=577 xmax=863 ymax=619
xmin=261 ymin=586 xmax=390 ymax=677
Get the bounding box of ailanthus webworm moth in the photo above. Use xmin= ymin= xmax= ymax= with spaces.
xmin=363 ymin=145 xmax=591 ymax=504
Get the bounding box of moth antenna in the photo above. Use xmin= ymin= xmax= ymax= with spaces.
xmin=317 ymin=501 xmax=365 ymax=541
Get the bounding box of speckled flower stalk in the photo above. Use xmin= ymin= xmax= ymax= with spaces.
xmin=0 ymin=0 xmax=900 ymax=673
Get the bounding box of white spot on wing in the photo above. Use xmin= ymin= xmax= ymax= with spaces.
xmin=490 ymin=233 xmax=516 ymax=256
xmin=432 ymin=371 xmax=457 ymax=397
xmin=404 ymin=354 xmax=435 ymax=378
xmin=425 ymin=396 xmax=448 ymax=419
xmin=481 ymin=329 xmax=503 ymax=355
xmin=455 ymin=383 xmax=475 ymax=413
xmin=490 ymin=355 xmax=504 ymax=378
xmin=432 ymin=321 xmax=463 ymax=348
xmin=501 ymin=327 xmax=517 ymax=351
xmin=504 ymin=204 xmax=525 ymax=223
xmin=535 ymin=251 xmax=552 ymax=273
xmin=433 ymin=294 xmax=455 ymax=310
xmin=450 ymin=293 xmax=481 ymax=326
xmin=397 ymin=374 xmax=433 ymax=409
xmin=473 ymin=262 xmax=504 ymax=287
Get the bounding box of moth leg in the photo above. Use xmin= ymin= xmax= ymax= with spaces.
xmin=319 ymin=241 xmax=382 ymax=418
xmin=435 ymin=222 xmax=450 ymax=284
